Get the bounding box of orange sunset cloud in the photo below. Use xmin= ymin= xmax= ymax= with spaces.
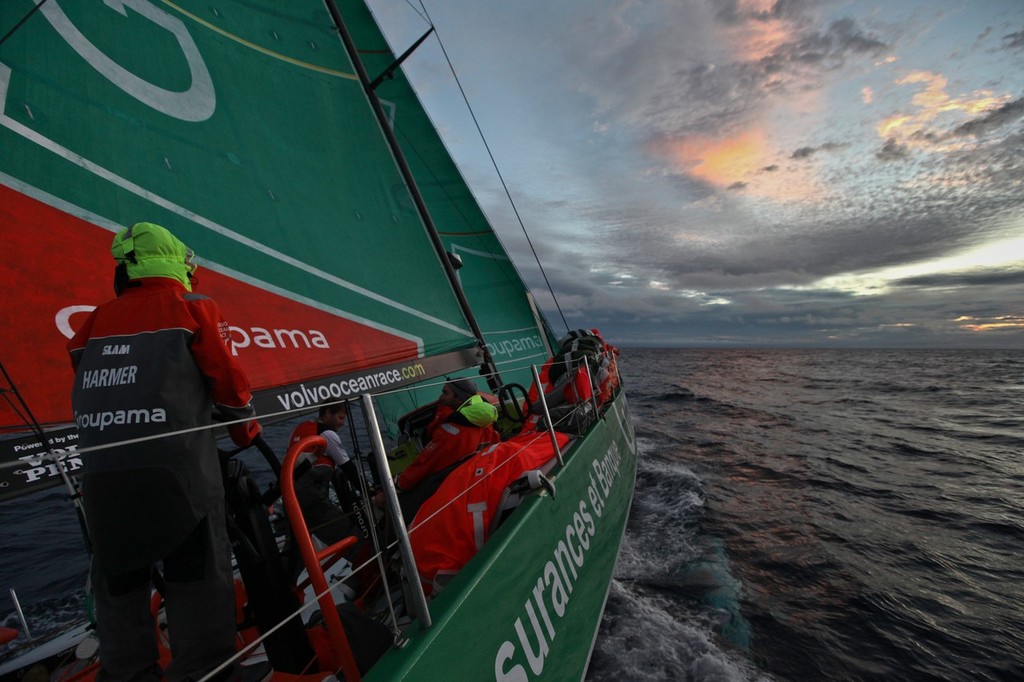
xmin=725 ymin=0 xmax=796 ymax=61
xmin=955 ymin=315 xmax=1024 ymax=332
xmin=672 ymin=130 xmax=769 ymax=186
xmin=664 ymin=128 xmax=823 ymax=202
xmin=878 ymin=71 xmax=1010 ymax=149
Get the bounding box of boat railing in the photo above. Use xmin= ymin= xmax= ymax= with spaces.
xmin=359 ymin=394 xmax=433 ymax=629
xmin=350 ymin=349 xmax=618 ymax=601
xmin=530 ymin=363 xmax=565 ymax=466
xmin=215 ymin=362 xmax=585 ymax=679
xmin=279 ymin=433 xmax=363 ymax=680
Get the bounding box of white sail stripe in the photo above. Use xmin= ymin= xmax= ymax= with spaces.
xmin=492 ymin=350 xmax=548 ymax=367
xmin=485 ymin=325 xmax=542 ymax=335
xmin=0 ymin=172 xmax=126 ymax=232
xmin=205 ymin=261 xmax=426 ymax=354
xmin=0 ymin=172 xmax=428 ymax=353
xmin=452 ymin=243 xmax=510 ymax=261
xmin=0 ymin=105 xmax=475 ymax=339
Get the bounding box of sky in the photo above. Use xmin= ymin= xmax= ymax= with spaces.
xmin=368 ymin=0 xmax=1024 ymax=348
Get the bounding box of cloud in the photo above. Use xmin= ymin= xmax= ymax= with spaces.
xmin=429 ymin=0 xmax=1024 ymax=348
xmin=875 ymin=137 xmax=910 ymax=161
xmin=568 ymin=1 xmax=887 ymax=144
xmin=875 ymin=71 xmax=1013 ymax=150
xmin=790 ymin=142 xmax=849 ymax=159
xmin=1002 ymin=30 xmax=1024 ymax=51
xmin=954 ymin=315 xmax=1024 ymax=332
xmin=894 ymin=267 xmax=1024 ymax=289
xmin=950 ymin=96 xmax=1024 ymax=137
xmin=662 ymin=129 xmax=773 ymax=187
xmin=593 ymin=5 xmax=892 ymax=205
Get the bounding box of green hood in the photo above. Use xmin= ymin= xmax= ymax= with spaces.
xmin=111 ymin=222 xmax=196 ymax=291
xmin=458 ymin=394 xmax=498 ymax=427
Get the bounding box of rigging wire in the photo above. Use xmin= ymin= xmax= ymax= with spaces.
xmin=0 ymin=0 xmax=51 ymax=50
xmin=414 ymin=1 xmax=571 ymax=334
xmin=0 ymin=358 xmax=92 ymax=551
xmin=0 ymin=359 xmax=62 ymax=450
xmin=0 ymin=388 xmax=33 ymax=431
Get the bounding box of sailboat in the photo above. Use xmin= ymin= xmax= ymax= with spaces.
xmin=0 ymin=1 xmax=637 ymax=680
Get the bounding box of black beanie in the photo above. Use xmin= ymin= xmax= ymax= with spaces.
xmin=446 ymin=378 xmax=478 ymax=402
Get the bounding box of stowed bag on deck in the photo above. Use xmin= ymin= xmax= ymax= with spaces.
xmin=548 ymin=328 xmax=620 ymax=404
xmin=527 ymin=329 xmax=620 ymax=434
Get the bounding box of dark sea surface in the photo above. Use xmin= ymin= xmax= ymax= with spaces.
xmin=587 ymin=348 xmax=1024 ymax=682
xmin=3 ymin=348 xmax=1023 ymax=681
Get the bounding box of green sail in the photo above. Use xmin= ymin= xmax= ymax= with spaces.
xmin=0 ymin=0 xmax=497 ymax=432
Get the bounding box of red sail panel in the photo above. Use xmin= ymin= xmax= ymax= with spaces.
xmin=0 ymin=184 xmax=420 ymax=431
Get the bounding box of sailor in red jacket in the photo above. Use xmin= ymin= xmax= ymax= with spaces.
xmin=68 ymin=222 xmax=259 ymax=682
xmin=378 ymin=378 xmax=498 ymax=520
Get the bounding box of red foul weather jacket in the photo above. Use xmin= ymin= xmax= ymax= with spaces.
xmin=68 ymin=278 xmax=254 ymax=574
xmin=396 ymin=407 xmax=498 ymax=493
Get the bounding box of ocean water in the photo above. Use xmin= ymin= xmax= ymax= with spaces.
xmin=3 ymin=349 xmax=1023 ymax=681
xmin=587 ymin=348 xmax=1024 ymax=682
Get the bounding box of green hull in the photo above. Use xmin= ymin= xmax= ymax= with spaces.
xmin=367 ymin=391 xmax=637 ymax=681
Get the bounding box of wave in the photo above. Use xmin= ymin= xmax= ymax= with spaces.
xmin=643 ymin=388 xmax=704 ymax=404
xmin=613 ymin=347 xmax=1024 ymax=682
xmin=586 ymin=580 xmax=764 ymax=682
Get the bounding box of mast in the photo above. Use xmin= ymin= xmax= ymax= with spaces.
xmin=323 ymin=0 xmax=500 ymax=388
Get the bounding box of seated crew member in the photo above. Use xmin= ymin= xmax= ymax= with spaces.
xmin=290 ymin=402 xmax=361 ymax=546
xmin=377 ymin=378 xmax=499 ymax=520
